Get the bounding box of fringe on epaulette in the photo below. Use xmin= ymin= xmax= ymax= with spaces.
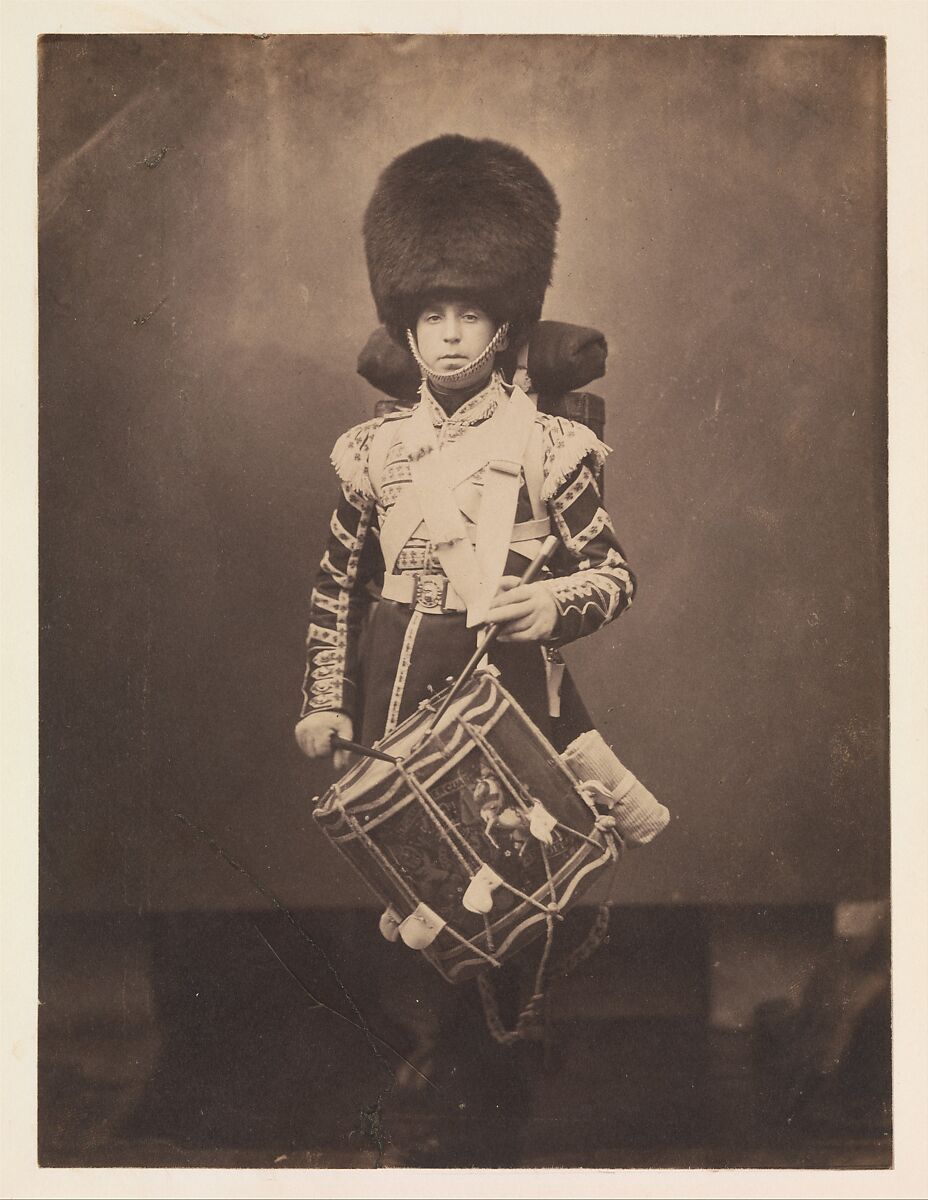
xmin=329 ymin=418 xmax=382 ymax=500
xmin=539 ymin=416 xmax=612 ymax=502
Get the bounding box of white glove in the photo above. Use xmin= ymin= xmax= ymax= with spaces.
xmin=294 ymin=711 xmax=354 ymax=770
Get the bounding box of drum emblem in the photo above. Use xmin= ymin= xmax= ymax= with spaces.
xmin=472 ymin=763 xmax=530 ymax=855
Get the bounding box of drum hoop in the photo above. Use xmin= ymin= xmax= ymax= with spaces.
xmin=320 ymin=694 xmax=511 ymax=831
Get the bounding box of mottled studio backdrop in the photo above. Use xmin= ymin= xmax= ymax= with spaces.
xmin=39 ymin=35 xmax=887 ymax=914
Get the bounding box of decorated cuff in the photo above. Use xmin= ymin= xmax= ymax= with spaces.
xmin=299 ymin=677 xmax=357 ymax=723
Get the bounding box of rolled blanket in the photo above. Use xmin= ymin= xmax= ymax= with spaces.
xmin=561 ymin=730 xmax=669 ymax=848
xmin=357 ymin=320 xmax=608 ymax=402
xmin=528 ymin=322 xmax=608 ymax=399
xmin=357 ymin=326 xmax=420 ymax=402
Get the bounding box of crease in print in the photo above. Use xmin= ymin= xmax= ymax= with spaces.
xmin=172 ymin=809 xmax=438 ymax=1151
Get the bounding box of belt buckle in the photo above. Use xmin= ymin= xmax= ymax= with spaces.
xmin=413 ymin=574 xmax=448 ymax=612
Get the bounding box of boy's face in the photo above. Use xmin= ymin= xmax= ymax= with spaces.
xmin=414 ymin=300 xmax=498 ymax=376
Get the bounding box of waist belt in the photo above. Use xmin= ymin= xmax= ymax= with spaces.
xmin=381 ymin=573 xmax=467 ymax=614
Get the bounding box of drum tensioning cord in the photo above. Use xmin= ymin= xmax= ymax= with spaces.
xmin=476 ymin=903 xmax=612 ymax=1046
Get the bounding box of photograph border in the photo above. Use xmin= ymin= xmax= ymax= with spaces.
xmin=3 ymin=2 xmax=926 ymax=1197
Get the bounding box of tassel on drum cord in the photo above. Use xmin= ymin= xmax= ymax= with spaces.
xmin=477 ymin=914 xmax=556 ymax=1048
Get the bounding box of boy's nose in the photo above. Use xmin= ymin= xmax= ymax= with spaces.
xmin=443 ymin=316 xmax=461 ymax=341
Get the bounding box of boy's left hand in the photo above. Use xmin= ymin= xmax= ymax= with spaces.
xmin=489 ymin=577 xmax=558 ymax=642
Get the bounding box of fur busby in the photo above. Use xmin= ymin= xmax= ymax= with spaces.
xmin=363 ymin=135 xmax=560 ymax=343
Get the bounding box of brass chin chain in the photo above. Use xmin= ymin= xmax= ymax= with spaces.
xmin=406 ymin=322 xmax=510 ymax=389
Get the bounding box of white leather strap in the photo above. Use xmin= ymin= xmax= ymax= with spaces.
xmin=509 ymin=538 xmax=546 ymax=564
xmin=473 ymin=388 xmax=537 ymax=615
xmin=378 ymin=411 xmax=518 ymax=577
xmin=405 ymin=403 xmax=486 ymax=623
xmin=543 ymin=648 xmax=567 ymax=717
xmin=510 ymin=517 xmax=551 ymax=542
xmin=453 ymin=486 xmax=549 ymax=542
xmin=379 ymin=388 xmax=542 ymax=625
xmin=523 ymin=421 xmax=547 ymax=520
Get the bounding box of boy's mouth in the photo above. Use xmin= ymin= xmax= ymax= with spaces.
xmin=440 ymin=354 xmax=468 ymax=363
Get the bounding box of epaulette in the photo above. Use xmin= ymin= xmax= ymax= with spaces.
xmin=537 ymin=413 xmax=612 ymax=502
xmin=330 ymin=417 xmax=383 ymax=500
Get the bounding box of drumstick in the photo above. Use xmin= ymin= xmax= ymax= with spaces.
xmin=330 ymin=735 xmax=400 ymax=765
xmin=427 ymin=535 xmax=559 ymax=733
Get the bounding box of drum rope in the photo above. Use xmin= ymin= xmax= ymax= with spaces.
xmin=538 ymin=842 xmax=557 ymax=907
xmin=431 ymin=915 xmax=502 ymax=967
xmin=476 ymin=904 xmax=612 ymax=1045
xmin=455 ymin=715 xmax=535 ymax=815
xmin=341 ymin=773 xmax=543 ymax=971
xmin=477 ymin=913 xmax=556 ymax=1046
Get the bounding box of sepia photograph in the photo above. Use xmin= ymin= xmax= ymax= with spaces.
xmin=6 ymin=2 xmax=924 ymax=1190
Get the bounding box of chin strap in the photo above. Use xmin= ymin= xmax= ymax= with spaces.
xmin=406 ymin=322 xmax=510 ymax=389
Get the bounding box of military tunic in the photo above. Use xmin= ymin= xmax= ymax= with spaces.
xmin=300 ymin=373 xmax=636 ymax=749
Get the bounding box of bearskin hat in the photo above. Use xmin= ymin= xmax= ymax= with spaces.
xmin=363 ymin=135 xmax=560 ymax=344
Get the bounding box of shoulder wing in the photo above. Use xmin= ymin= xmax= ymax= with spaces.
xmin=537 ymin=414 xmax=612 ymax=502
xmin=330 ymin=417 xmax=385 ymax=500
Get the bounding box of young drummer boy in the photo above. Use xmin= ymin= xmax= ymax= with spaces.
xmin=295 ymin=135 xmax=637 ymax=768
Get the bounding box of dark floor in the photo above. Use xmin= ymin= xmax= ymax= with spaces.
xmin=38 ymin=907 xmax=892 ymax=1169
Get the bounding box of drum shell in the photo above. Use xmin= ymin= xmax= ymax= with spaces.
xmin=312 ymin=670 xmax=619 ymax=982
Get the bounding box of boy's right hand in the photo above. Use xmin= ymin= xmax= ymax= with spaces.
xmin=294 ymin=711 xmax=354 ymax=770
